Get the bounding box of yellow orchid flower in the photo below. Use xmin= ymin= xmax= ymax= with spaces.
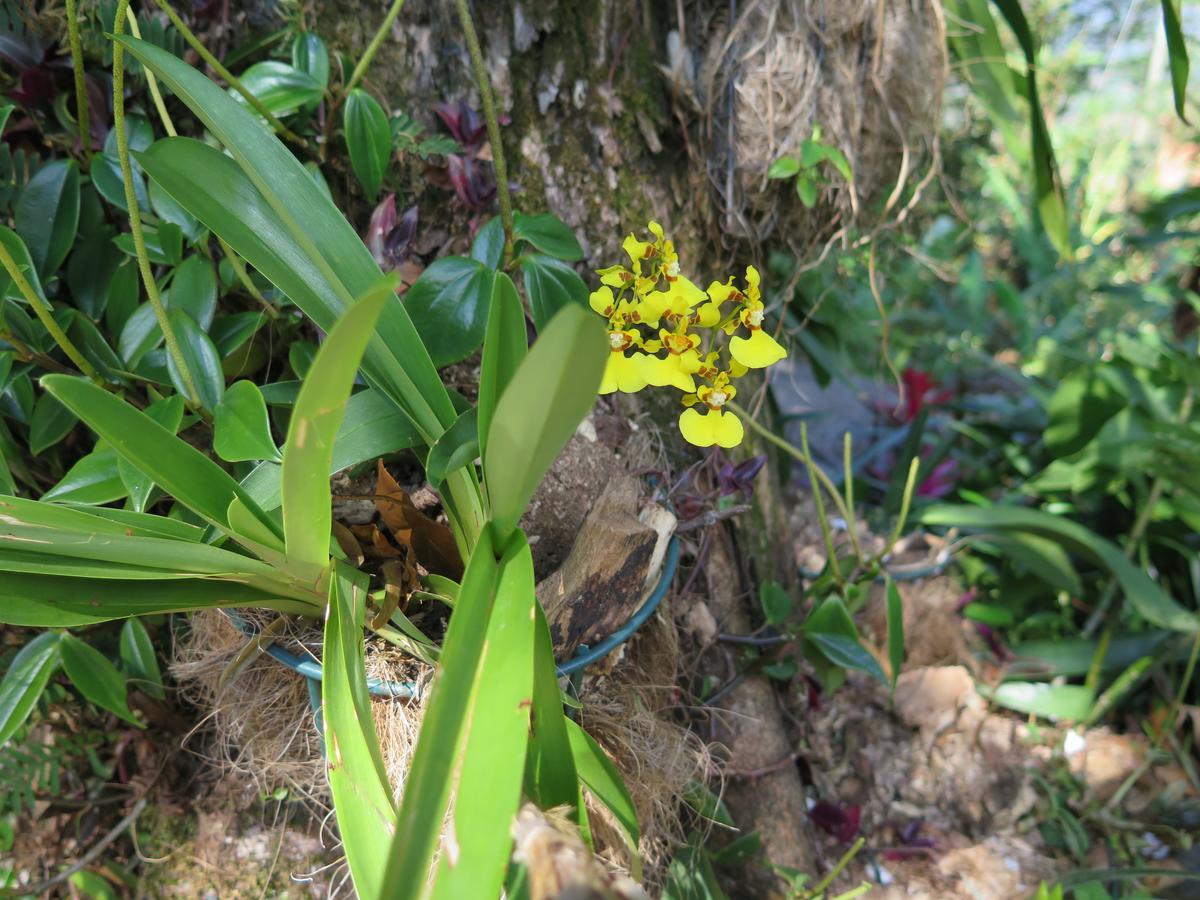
xmin=599 ymin=329 xmax=648 ymax=394
xmin=642 ymin=331 xmax=701 ymax=392
xmin=589 ymin=286 xmax=617 ymax=318
xmin=661 ymin=275 xmax=708 ymax=320
xmin=678 ymin=379 xmax=742 ymax=447
xmin=744 ymin=264 xmax=761 ymax=303
xmin=598 ymin=264 xmax=635 ymax=289
xmin=623 ymin=233 xmax=656 ymax=266
xmin=730 ymin=328 xmax=787 ymax=368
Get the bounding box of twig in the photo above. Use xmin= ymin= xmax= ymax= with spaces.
xmin=112 ymin=0 xmax=201 ymax=406
xmin=453 ymin=0 xmax=515 ymax=264
xmin=725 ymin=751 xmax=800 ymax=779
xmin=674 ymin=504 xmax=752 ymax=532
xmin=65 ymin=0 xmax=90 ymax=151
xmin=22 ymin=796 xmax=148 ymax=896
xmin=345 ymin=0 xmax=407 ymax=97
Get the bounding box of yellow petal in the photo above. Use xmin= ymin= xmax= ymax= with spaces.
xmin=600 ymin=352 xmax=648 ymax=394
xmin=694 ymin=301 xmax=721 ymax=328
xmin=648 ymin=221 xmax=665 ymax=242
xmin=642 ymin=354 xmax=697 ymax=393
xmin=664 ymin=275 xmax=707 ymax=310
xmin=623 ymin=234 xmax=651 ymax=264
xmin=730 ymin=329 xmax=786 ymax=368
xmin=678 ymin=408 xmax=744 ymax=448
xmin=589 ymin=286 xmax=615 ymax=316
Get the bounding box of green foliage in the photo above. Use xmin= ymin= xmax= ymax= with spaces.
xmin=344 ymin=89 xmax=392 ymax=199
xmin=767 ymin=126 xmax=853 ymax=209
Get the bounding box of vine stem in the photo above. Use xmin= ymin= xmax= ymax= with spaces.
xmin=0 ymin=241 xmax=103 ymax=384
xmin=149 ymin=0 xmax=308 ymax=148
xmin=112 ymin=0 xmax=201 ymax=406
xmin=452 ymin=0 xmax=515 ymax=264
xmin=126 ymin=6 xmax=176 ymax=137
xmin=345 ymin=0 xmax=407 ymax=97
xmin=65 ymin=0 xmax=90 ymax=151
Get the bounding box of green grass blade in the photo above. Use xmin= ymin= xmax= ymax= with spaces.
xmin=385 ymin=525 xmax=500 ymax=896
xmin=566 ymin=717 xmax=640 ymax=847
xmin=1160 ymin=0 xmax=1190 ymax=123
xmin=323 ymin=562 xmax=395 ymax=899
xmin=282 ymin=279 xmax=390 ymax=569
xmin=432 ymin=531 xmax=537 ymax=899
xmin=484 ymin=305 xmax=606 ymax=542
xmin=60 ymin=634 xmax=141 ymax=727
xmin=885 ymin=576 xmax=904 ymax=690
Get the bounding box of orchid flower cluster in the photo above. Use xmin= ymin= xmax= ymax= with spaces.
xmin=589 ymin=222 xmax=787 ymax=448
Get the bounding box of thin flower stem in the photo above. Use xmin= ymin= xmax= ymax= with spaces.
xmin=149 ymin=0 xmax=307 ymax=147
xmin=112 ymin=0 xmax=201 ymax=406
xmin=345 ymin=0 xmax=407 ymax=97
xmin=65 ymin=0 xmax=90 ymax=151
xmin=0 ymin=241 xmax=103 ymax=384
xmin=453 ymin=0 xmax=515 ymax=264
xmin=841 ymin=430 xmax=865 ymax=563
xmin=806 ymin=837 xmax=866 ymax=899
xmin=802 ymin=422 xmax=844 ymax=588
xmin=126 ymin=6 xmax=176 ymax=137
xmin=885 ymin=457 xmax=920 ymax=556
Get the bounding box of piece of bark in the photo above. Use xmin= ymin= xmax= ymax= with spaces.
xmin=536 ymin=474 xmax=675 ymax=663
xmin=512 ymin=805 xmax=649 ymax=900
xmin=704 ymin=529 xmax=818 ymax=885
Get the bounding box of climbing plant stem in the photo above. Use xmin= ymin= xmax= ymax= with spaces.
xmin=345 ymin=0 xmax=407 ymax=96
xmin=0 ymin=241 xmax=102 ymax=384
xmin=453 ymin=0 xmax=515 ymax=264
xmin=112 ymin=0 xmax=201 ymax=405
xmin=65 ymin=0 xmax=90 ymax=151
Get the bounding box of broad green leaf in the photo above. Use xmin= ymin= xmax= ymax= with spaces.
xmin=527 ymin=604 xmax=578 ymax=811
xmin=1011 ymin=632 xmax=1176 ymax=679
xmin=118 ymin=38 xmax=455 ymax=438
xmin=69 ymin=305 xmax=125 ymax=383
xmin=214 ymin=380 xmax=277 ymax=463
xmin=485 ymin=304 xmax=607 ymax=542
xmin=566 ymin=717 xmax=640 ymax=845
xmin=885 ymin=576 xmax=904 ymax=689
xmin=520 ymin=253 xmax=588 ymax=330
xmin=683 ymin=780 xmax=734 ymax=827
xmin=118 ymin=304 xmax=163 ymax=367
xmin=0 ymin=226 xmax=46 ymax=306
xmin=231 ymin=61 xmax=323 ymax=117
xmin=166 ymin=310 xmax=225 ymax=411
xmin=0 ymin=572 xmax=314 ymax=627
xmin=919 ymin=504 xmax=1200 ymax=633
xmin=807 ymin=632 xmax=887 ymax=685
xmin=42 ymin=448 xmax=126 ymax=504
xmin=15 ymin=159 xmax=80 ymax=278
xmin=59 ymin=634 xmax=140 ymax=727
xmin=323 ymin=563 xmax=395 ymax=899
xmin=1044 ymin=368 xmax=1125 ymax=457
xmin=963 ymin=602 xmax=1015 ymax=627
xmin=166 ymin=254 xmax=217 ymax=330
xmin=767 ymin=156 xmax=801 ymax=179
xmin=403 ymin=256 xmax=496 ymax=367
xmin=512 ymin=212 xmax=583 ymax=261
xmin=944 ymin=0 xmax=1023 ymax=152
xmin=292 ymin=32 xmax=330 ymax=88
xmin=69 ymin=870 xmax=119 ymax=900
xmin=91 ymin=149 xmax=148 ymax=213
xmin=759 ymin=581 xmax=791 ymax=626
xmin=969 ymin=531 xmax=1083 ymax=596
xmin=664 ymin=843 xmax=728 ymax=900
xmin=119 ymin=619 xmax=164 ymax=699
xmin=386 ymin=526 xmax=500 ymax=897
xmin=42 ymin=375 xmax=276 ymax=537
xmin=433 ymin=532 xmax=536 ymax=899
xmin=0 ymin=493 xmax=192 ymax=539
xmin=796 ymin=175 xmax=818 ymax=208
xmin=149 ymin=178 xmax=203 ymax=243
xmin=0 ymin=632 xmax=61 ymax=745
xmin=29 ymin=393 xmax=77 ymax=455
xmin=989 ymin=0 xmax=1071 ymax=258
xmin=471 ymin=216 xmax=504 ymax=268
xmin=282 ymin=280 xmax=391 ymax=568
xmin=986 ymin=681 xmax=1093 ymax=721
xmin=67 ymin=231 xmax=121 ymax=319
xmin=344 ymin=89 xmax=392 ymax=200
xmin=1161 ymin=0 xmax=1189 ymax=123
xmin=118 ymin=394 xmax=186 ymax=513
xmin=425 ymin=407 xmax=478 ymax=488
xmin=478 ymin=272 xmax=526 ymax=461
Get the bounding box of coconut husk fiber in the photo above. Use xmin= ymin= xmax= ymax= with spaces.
xmin=171 ymin=487 xmax=709 ymax=887
xmin=697 ymin=0 xmax=948 ymax=246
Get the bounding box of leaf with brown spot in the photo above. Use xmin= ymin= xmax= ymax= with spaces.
xmin=374 ymin=460 xmax=462 ymax=579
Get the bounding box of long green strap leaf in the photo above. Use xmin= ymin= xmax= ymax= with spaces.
xmin=0 ymin=493 xmax=198 ymax=541
xmin=477 ymin=272 xmax=527 ymax=462
xmin=919 ymin=503 xmax=1200 ymax=633
xmin=433 ymin=531 xmax=536 ymax=899
xmin=282 ymin=280 xmax=390 ymax=569
xmin=323 ymin=563 xmax=395 ymax=899
xmin=526 ymin=604 xmax=579 ymax=811
xmin=384 ymin=525 xmax=499 ymax=896
xmin=0 ymin=632 xmax=61 ymax=745
xmin=113 ymin=36 xmax=455 ymax=436
xmin=41 ymin=375 xmax=278 ymax=540
xmin=988 ymin=0 xmax=1071 ymax=259
xmin=1161 ymin=0 xmax=1190 ymax=123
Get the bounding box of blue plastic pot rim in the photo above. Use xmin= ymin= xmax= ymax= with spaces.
xmin=230 ymin=535 xmax=680 ymax=700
